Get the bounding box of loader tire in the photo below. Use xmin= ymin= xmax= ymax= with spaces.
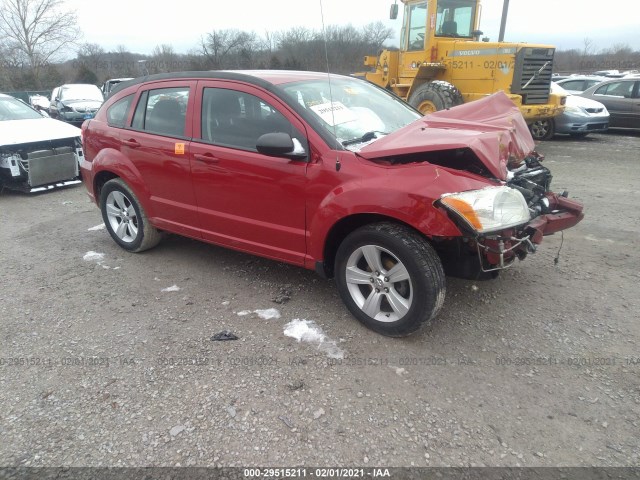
xmin=408 ymin=80 xmax=464 ymax=115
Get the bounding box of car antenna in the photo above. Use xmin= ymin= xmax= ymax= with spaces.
xmin=319 ymin=0 xmax=341 ymax=171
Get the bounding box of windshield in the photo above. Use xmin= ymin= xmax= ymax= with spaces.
xmin=279 ymin=77 xmax=421 ymax=150
xmin=0 ymin=96 xmax=44 ymax=121
xmin=435 ymin=0 xmax=477 ymax=38
xmin=60 ymin=85 xmax=103 ymax=102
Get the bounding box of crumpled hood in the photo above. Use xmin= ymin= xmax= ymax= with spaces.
xmin=358 ymin=91 xmax=535 ymax=181
xmin=0 ymin=118 xmax=81 ymax=147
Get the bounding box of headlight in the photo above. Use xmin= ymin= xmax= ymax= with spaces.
xmin=440 ymin=186 xmax=530 ymax=234
xmin=565 ymin=105 xmax=583 ymax=114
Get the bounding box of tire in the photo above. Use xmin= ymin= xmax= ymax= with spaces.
xmin=99 ymin=178 xmax=162 ymax=252
xmin=335 ymin=222 xmax=446 ymax=337
xmin=529 ymin=119 xmax=555 ymax=140
xmin=408 ymin=80 xmax=464 ymax=114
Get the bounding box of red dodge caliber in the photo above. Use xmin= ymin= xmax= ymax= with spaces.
xmin=81 ymin=71 xmax=583 ymax=336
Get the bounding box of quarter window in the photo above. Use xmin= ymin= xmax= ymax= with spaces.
xmin=106 ymin=94 xmax=134 ymax=127
xmin=131 ymin=87 xmax=189 ymax=137
xmin=200 ymin=88 xmax=304 ymax=152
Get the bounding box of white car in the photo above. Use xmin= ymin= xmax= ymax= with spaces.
xmin=0 ymin=93 xmax=84 ymax=192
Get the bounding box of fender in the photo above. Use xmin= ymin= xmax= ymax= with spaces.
xmin=91 ymin=147 xmax=154 ymax=217
xmin=306 ymin=158 xmax=492 ymax=262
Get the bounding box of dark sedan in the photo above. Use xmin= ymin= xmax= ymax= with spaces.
xmin=579 ymin=78 xmax=640 ymax=129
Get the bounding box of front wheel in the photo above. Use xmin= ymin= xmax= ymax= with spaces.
xmin=408 ymin=80 xmax=464 ymax=114
xmin=335 ymin=223 xmax=446 ymax=337
xmin=529 ymin=119 xmax=555 ymax=140
xmin=100 ymin=178 xmax=162 ymax=252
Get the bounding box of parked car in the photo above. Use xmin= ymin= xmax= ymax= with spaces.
xmin=579 ymin=78 xmax=640 ymax=129
xmin=0 ymin=93 xmax=84 ymax=192
xmin=49 ymin=84 xmax=103 ymax=125
xmin=545 ymin=83 xmax=609 ymax=138
xmin=80 ymin=71 xmax=584 ymax=336
xmin=555 ymin=76 xmax=607 ymax=94
xmin=101 ymin=78 xmax=134 ymax=98
xmin=28 ymin=94 xmax=50 ymax=114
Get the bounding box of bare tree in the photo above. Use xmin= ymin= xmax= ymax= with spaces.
xmin=77 ymin=42 xmax=105 ymax=78
xmin=0 ymin=0 xmax=80 ymax=86
xmin=201 ymin=29 xmax=257 ymax=69
xmin=581 ymin=37 xmax=594 ymax=57
xmin=150 ymin=44 xmax=178 ymax=73
xmin=362 ymin=22 xmax=394 ymax=50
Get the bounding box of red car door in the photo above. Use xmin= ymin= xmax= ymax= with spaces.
xmin=120 ymin=81 xmax=199 ymax=238
xmin=190 ymin=80 xmax=309 ymax=266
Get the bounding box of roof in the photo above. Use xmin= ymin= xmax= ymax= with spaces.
xmin=111 ymin=70 xmax=349 ymax=93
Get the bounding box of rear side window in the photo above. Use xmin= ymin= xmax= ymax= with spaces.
xmin=131 ymin=87 xmax=189 ymax=137
xmin=595 ymin=81 xmax=634 ymax=97
xmin=200 ymin=88 xmax=304 ymax=152
xmin=106 ymin=94 xmax=134 ymax=127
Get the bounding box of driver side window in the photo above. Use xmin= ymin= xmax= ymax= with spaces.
xmin=200 ymin=88 xmax=307 ymax=153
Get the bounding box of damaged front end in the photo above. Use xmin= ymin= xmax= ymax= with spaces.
xmin=0 ymin=137 xmax=83 ymax=192
xmin=437 ymin=152 xmax=584 ymax=278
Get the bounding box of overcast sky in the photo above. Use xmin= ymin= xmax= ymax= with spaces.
xmin=66 ymin=0 xmax=640 ymax=54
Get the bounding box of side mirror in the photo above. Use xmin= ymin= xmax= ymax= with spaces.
xmin=390 ymin=3 xmax=398 ymax=19
xmin=256 ymin=132 xmax=307 ymax=160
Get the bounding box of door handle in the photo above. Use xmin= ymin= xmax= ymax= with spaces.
xmin=193 ymin=153 xmax=220 ymax=163
xmin=121 ymin=138 xmax=140 ymax=148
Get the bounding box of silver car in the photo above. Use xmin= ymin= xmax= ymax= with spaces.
xmin=529 ymin=84 xmax=609 ymax=139
xmin=49 ymin=84 xmax=104 ymax=125
xmin=555 ymin=76 xmax=607 ymax=94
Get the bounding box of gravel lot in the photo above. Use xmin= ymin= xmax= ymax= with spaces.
xmin=1 ymin=130 xmax=639 ymax=468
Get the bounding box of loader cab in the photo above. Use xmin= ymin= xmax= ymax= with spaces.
xmin=434 ymin=0 xmax=477 ymax=38
xmin=399 ymin=0 xmax=479 ymax=51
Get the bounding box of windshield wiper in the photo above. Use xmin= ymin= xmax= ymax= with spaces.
xmin=341 ymin=130 xmax=387 ymax=146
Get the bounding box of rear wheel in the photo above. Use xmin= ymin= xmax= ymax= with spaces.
xmin=408 ymin=80 xmax=463 ymax=114
xmin=335 ymin=223 xmax=445 ymax=337
xmin=100 ymin=178 xmax=162 ymax=252
xmin=529 ymin=119 xmax=555 ymax=140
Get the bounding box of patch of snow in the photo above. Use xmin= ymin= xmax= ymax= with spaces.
xmin=161 ymin=285 xmax=181 ymax=292
xmin=88 ymin=223 xmax=106 ymax=231
xmin=390 ymin=366 xmax=407 ymax=376
xmin=236 ymin=310 xmax=252 ymax=316
xmin=284 ymin=319 xmax=345 ymax=359
xmin=83 ymin=251 xmax=105 ymax=262
xmin=254 ymin=308 xmax=281 ymax=320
